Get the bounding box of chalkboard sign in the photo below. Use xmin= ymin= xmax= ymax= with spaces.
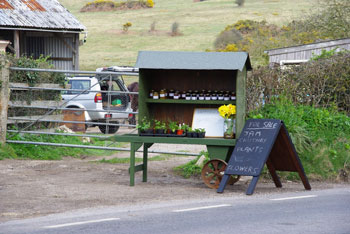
xmin=192 ymin=108 xmax=224 ymax=137
xmin=225 ymin=119 xmax=281 ymax=176
xmin=217 ymin=119 xmax=311 ymax=195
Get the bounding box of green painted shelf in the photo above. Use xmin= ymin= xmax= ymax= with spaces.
xmin=145 ymin=98 xmax=236 ymax=105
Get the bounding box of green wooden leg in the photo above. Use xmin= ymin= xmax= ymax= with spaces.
xmin=143 ymin=143 xmax=153 ymax=182
xmin=129 ymin=142 xmax=143 ymax=186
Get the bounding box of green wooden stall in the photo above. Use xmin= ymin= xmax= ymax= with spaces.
xmin=114 ymin=51 xmax=252 ymax=188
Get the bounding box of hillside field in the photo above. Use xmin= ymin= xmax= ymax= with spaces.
xmin=60 ymin=0 xmax=318 ymax=75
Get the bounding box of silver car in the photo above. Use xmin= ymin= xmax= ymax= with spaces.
xmin=62 ymin=67 xmax=137 ymax=133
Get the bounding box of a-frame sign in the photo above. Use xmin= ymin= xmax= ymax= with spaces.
xmin=217 ymin=119 xmax=311 ymax=195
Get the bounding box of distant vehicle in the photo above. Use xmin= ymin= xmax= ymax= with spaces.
xmin=62 ymin=66 xmax=138 ymax=134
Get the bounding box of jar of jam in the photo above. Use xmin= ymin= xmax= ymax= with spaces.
xmin=231 ymin=92 xmax=236 ymax=100
xmin=218 ymin=91 xmax=224 ymax=100
xmin=185 ymin=92 xmax=191 ymax=100
xmin=174 ymin=91 xmax=180 ymax=99
xmin=169 ymin=89 xmax=175 ymax=98
xmin=211 ymin=90 xmax=218 ymax=100
xmin=199 ymin=92 xmax=205 ymax=100
xmin=153 ymin=91 xmax=159 ymax=99
xmin=149 ymin=89 xmax=154 ymax=98
xmin=224 ymin=93 xmax=230 ymax=101
xmin=181 ymin=91 xmax=186 ymax=99
xmin=205 ymin=93 xmax=211 ymax=101
xmin=159 ymin=89 xmax=166 ymax=99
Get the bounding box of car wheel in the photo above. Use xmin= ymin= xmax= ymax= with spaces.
xmin=98 ymin=122 xmax=119 ymax=134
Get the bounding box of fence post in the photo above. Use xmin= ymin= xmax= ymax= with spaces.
xmin=0 ymin=55 xmax=10 ymax=144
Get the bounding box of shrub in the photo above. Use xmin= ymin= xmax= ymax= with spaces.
xmin=214 ymin=28 xmax=243 ymax=50
xmin=123 ymin=22 xmax=132 ymax=32
xmin=171 ymin=22 xmax=180 ymax=36
xmin=145 ymin=0 xmax=154 ymax=8
xmin=235 ymin=0 xmax=244 ymax=7
xmin=248 ymin=97 xmax=350 ymax=180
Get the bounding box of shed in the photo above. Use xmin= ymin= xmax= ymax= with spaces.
xmin=135 ymin=51 xmax=252 ymax=138
xmin=0 ymin=0 xmax=86 ymax=70
xmin=265 ymin=38 xmax=350 ymax=66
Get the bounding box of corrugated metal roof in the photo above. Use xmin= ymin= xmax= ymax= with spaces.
xmin=265 ymin=38 xmax=350 ymax=55
xmin=135 ymin=51 xmax=252 ymax=71
xmin=0 ymin=0 xmax=85 ymax=31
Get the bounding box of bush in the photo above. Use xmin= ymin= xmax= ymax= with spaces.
xmin=235 ymin=0 xmax=244 ymax=7
xmin=247 ymin=51 xmax=350 ymax=114
xmin=248 ymin=97 xmax=350 ymax=180
xmin=214 ymin=28 xmax=243 ymax=50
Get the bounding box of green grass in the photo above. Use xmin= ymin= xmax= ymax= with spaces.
xmin=1 ymin=132 xmax=118 ymax=160
xmin=59 ymin=0 xmax=317 ymax=78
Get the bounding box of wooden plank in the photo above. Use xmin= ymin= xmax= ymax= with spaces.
xmin=8 ymin=100 xmax=64 ymax=107
xmin=7 ymin=115 xmax=64 ymax=124
xmin=10 ymin=82 xmax=63 ymax=89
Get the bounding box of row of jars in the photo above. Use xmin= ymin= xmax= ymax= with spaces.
xmin=149 ymin=89 xmax=236 ymax=101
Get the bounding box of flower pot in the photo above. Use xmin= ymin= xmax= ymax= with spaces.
xmin=155 ymin=129 xmax=165 ymax=134
xmin=198 ymin=132 xmax=206 ymax=138
xmin=176 ymin=129 xmax=184 ymax=135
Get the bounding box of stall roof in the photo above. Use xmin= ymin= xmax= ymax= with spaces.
xmin=0 ymin=0 xmax=85 ymax=31
xmin=135 ymin=51 xmax=252 ymax=71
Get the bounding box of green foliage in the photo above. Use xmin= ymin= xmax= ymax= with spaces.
xmin=81 ymin=0 xmax=154 ymax=12
xmin=235 ymin=0 xmax=245 ymax=7
xmin=310 ymin=48 xmax=338 ymax=61
xmin=247 ymin=51 xmax=350 ymax=114
xmin=171 ymin=22 xmax=180 ymax=36
xmin=137 ymin=117 xmax=152 ymax=131
xmin=3 ymin=132 xmax=114 ymax=160
xmin=174 ymin=151 xmax=209 ymax=178
xmin=168 ymin=120 xmax=178 ymax=132
xmin=248 ymin=97 xmax=350 ymax=180
xmin=0 ymin=143 xmax=17 ymax=160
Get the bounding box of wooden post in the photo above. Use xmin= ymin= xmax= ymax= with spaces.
xmin=14 ymin=30 xmax=20 ymax=58
xmin=0 ymin=55 xmax=10 ymax=144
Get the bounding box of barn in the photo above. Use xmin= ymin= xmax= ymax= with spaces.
xmin=265 ymin=38 xmax=350 ymax=66
xmin=0 ymin=0 xmax=86 ymax=70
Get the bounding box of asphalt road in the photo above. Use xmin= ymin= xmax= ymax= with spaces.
xmin=1 ymin=187 xmax=349 ymax=234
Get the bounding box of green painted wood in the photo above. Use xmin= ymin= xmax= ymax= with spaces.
xmin=143 ymin=143 xmax=153 ymax=182
xmin=236 ymin=66 xmax=246 ymax=138
xmin=112 ymin=134 xmax=236 ymax=146
xmin=134 ymin=164 xmax=144 ymax=172
xmin=129 ymin=142 xmax=143 ymax=186
xmin=146 ymin=99 xmax=236 ymax=105
xmin=206 ymin=145 xmax=233 ymax=162
xmin=138 ymin=70 xmax=151 ymax=120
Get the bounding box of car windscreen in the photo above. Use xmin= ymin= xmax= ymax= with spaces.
xmin=63 ymin=80 xmax=91 ymax=95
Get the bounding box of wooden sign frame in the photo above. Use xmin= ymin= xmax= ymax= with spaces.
xmin=217 ymin=119 xmax=311 ymax=195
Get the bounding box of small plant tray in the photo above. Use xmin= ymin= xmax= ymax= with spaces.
xmin=139 ymin=133 xmax=186 ymax=137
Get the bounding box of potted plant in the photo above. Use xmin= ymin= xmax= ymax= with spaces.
xmin=137 ymin=117 xmax=153 ymax=135
xmin=154 ymin=120 xmax=166 ymax=135
xmin=176 ymin=123 xmax=188 ymax=136
xmin=196 ymin=128 xmax=206 ymax=138
xmin=186 ymin=127 xmax=196 ymax=138
xmin=167 ymin=120 xmax=178 ymax=135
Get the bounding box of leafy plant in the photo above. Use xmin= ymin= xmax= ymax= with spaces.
xmin=123 ymin=22 xmax=132 ymax=32
xmin=137 ymin=117 xmax=151 ymax=131
xmin=168 ymin=120 xmax=178 ymax=132
xmin=174 ymin=151 xmax=209 ymax=178
xmin=154 ymin=120 xmax=166 ymax=130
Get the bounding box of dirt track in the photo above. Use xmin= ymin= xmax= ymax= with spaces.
xmin=1 ymin=152 xmax=348 ymax=223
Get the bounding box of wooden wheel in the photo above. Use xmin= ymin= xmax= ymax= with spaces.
xmin=201 ymin=159 xmax=240 ymax=189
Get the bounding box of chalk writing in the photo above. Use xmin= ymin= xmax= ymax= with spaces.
xmin=236 ymin=146 xmax=264 ymax=154
xmin=227 ymin=165 xmax=259 ymax=174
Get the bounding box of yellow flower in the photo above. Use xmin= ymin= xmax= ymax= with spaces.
xmin=218 ymin=104 xmax=236 ymax=119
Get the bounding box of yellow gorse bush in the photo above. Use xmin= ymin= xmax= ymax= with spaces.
xmin=218 ymin=104 xmax=236 ymax=119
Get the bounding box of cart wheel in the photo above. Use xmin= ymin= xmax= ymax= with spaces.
xmin=201 ymin=159 xmax=241 ymax=189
